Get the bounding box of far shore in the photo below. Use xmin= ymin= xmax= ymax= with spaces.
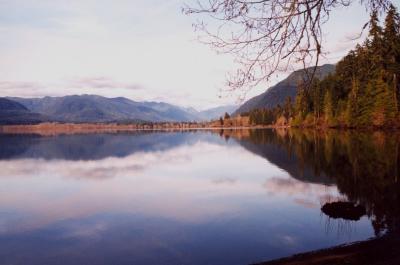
xmin=2 ymin=122 xmax=400 ymax=136
xmin=0 ymin=122 xmax=282 ymax=136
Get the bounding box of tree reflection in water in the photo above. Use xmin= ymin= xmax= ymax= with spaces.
xmin=217 ymin=128 xmax=400 ymax=237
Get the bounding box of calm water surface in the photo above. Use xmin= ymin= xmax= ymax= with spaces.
xmin=0 ymin=129 xmax=398 ymax=265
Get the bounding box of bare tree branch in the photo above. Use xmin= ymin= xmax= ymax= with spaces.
xmin=183 ymin=0 xmax=391 ymax=93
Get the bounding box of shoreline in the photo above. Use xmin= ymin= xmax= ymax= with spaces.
xmin=1 ymin=122 xmax=400 ymax=136
xmin=254 ymin=235 xmax=400 ymax=265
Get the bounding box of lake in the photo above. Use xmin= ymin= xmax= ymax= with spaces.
xmin=0 ymin=129 xmax=398 ymax=265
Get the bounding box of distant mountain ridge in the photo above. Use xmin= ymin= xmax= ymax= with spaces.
xmin=196 ymin=105 xmax=238 ymax=120
xmin=7 ymin=95 xmax=199 ymax=123
xmin=1 ymin=95 xmax=237 ymax=124
xmin=0 ymin=98 xmax=28 ymax=111
xmin=234 ymin=64 xmax=335 ymax=115
xmin=0 ymin=98 xmax=48 ymax=124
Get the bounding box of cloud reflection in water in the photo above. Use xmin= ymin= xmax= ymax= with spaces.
xmin=0 ymin=131 xmax=375 ymax=265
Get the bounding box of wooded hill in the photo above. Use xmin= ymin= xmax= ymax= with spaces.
xmin=233 ymin=64 xmax=335 ymax=116
xmin=247 ymin=5 xmax=400 ymax=129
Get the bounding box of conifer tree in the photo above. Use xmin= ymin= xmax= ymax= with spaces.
xmin=372 ymin=75 xmax=398 ymax=127
xmin=346 ymin=79 xmax=360 ymax=127
xmin=368 ymin=11 xmax=384 ymax=79
xmin=383 ymin=4 xmax=400 ymax=106
xmin=323 ymin=90 xmax=334 ymax=126
xmin=357 ymin=80 xmax=375 ymax=127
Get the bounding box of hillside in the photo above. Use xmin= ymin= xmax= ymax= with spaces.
xmin=0 ymin=98 xmax=48 ymax=125
xmin=8 ymin=95 xmax=200 ymax=123
xmin=233 ymin=64 xmax=335 ymax=115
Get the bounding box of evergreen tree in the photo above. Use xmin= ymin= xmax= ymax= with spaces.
xmin=323 ymin=89 xmax=334 ymax=126
xmin=372 ymin=76 xmax=398 ymax=127
xmin=383 ymin=4 xmax=400 ymax=106
xmin=357 ymin=80 xmax=375 ymax=127
xmin=346 ymin=79 xmax=359 ymax=127
xmin=283 ymin=97 xmax=293 ymax=120
xmin=368 ymin=10 xmax=384 ymax=79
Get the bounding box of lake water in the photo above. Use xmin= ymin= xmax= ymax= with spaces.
xmin=0 ymin=129 xmax=398 ymax=265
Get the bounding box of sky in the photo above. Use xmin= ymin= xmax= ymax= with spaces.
xmin=0 ymin=0 xmax=399 ymax=110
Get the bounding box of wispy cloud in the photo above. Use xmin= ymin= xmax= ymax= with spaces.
xmin=263 ymin=177 xmax=338 ymax=208
xmin=0 ymin=78 xmax=144 ymax=98
xmin=69 ymin=76 xmax=143 ymax=90
xmin=0 ymin=81 xmax=45 ymax=97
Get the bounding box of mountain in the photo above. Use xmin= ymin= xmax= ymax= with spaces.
xmin=0 ymin=98 xmax=28 ymax=111
xmin=233 ymin=64 xmax=335 ymax=115
xmin=8 ymin=95 xmax=200 ymax=123
xmin=179 ymin=105 xmax=238 ymax=121
xmin=142 ymin=101 xmax=199 ymax=122
xmin=2 ymin=95 xmax=239 ymax=124
xmin=0 ymin=98 xmax=48 ymax=125
xmin=196 ymin=105 xmax=238 ymax=121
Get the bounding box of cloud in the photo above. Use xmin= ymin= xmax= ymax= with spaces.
xmin=69 ymin=76 xmax=144 ymax=90
xmin=328 ymin=35 xmax=364 ymax=55
xmin=0 ymin=78 xmax=144 ymax=98
xmin=0 ymin=81 xmax=42 ymax=91
xmin=263 ymin=177 xmax=339 ymax=208
xmin=0 ymin=81 xmax=46 ymax=97
xmin=212 ymin=177 xmax=237 ymax=185
xmin=279 ymin=235 xmax=297 ymax=246
xmin=293 ymin=198 xmax=318 ymax=209
xmin=61 ymin=221 xmax=109 ymax=239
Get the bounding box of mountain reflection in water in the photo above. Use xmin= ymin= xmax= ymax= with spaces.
xmin=0 ymin=129 xmax=398 ymax=265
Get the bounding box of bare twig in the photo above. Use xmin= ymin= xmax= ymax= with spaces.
xmin=183 ymin=0 xmax=391 ymax=93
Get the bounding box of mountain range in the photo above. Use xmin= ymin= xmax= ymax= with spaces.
xmin=233 ymin=64 xmax=335 ymax=115
xmin=1 ymin=95 xmax=237 ymax=124
xmin=0 ymin=98 xmax=48 ymax=125
xmin=0 ymin=64 xmax=336 ymax=125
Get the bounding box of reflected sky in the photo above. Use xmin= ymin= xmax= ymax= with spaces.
xmin=0 ymin=131 xmax=374 ymax=265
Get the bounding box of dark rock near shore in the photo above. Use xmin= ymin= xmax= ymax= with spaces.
xmin=321 ymin=201 xmax=366 ymax=221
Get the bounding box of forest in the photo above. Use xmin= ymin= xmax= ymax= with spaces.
xmin=248 ymin=5 xmax=400 ymax=129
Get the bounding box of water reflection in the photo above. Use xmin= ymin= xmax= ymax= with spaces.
xmin=0 ymin=129 xmax=397 ymax=264
xmin=0 ymin=131 xmax=227 ymax=160
xmin=220 ymin=128 xmax=400 ymax=237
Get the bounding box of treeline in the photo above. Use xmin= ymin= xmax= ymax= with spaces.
xmin=248 ymin=97 xmax=293 ymax=126
xmin=249 ymin=6 xmax=400 ymax=128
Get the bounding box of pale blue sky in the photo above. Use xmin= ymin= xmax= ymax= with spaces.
xmin=0 ymin=0 xmax=398 ymax=109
